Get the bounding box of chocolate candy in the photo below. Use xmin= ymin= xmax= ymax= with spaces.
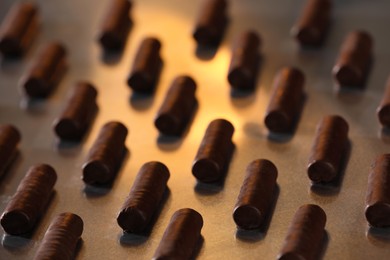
xmin=291 ymin=0 xmax=332 ymax=47
xmin=0 ymin=164 xmax=57 ymax=235
xmin=307 ymin=115 xmax=349 ymax=183
xmin=264 ymin=67 xmax=305 ymax=133
xmin=0 ymin=2 xmax=39 ymax=56
xmin=228 ymin=31 xmax=261 ymax=90
xmin=332 ymin=31 xmax=373 ymax=87
xmin=127 ymin=37 xmax=162 ymax=93
xmin=278 ymin=204 xmax=326 ymax=260
xmin=33 ymin=212 xmax=83 ymax=260
xmin=82 ymin=121 xmax=128 ymax=185
xmin=376 ymin=76 xmax=390 ymax=128
xmin=98 ymin=0 xmax=132 ymax=50
xmin=233 ymin=159 xmax=278 ymax=230
xmin=154 ymin=76 xmax=197 ymax=136
xmin=20 ymin=42 xmax=67 ymax=98
xmin=117 ymin=161 xmax=170 ymax=233
xmin=192 ymin=119 xmax=234 ymax=182
xmin=193 ymin=0 xmax=228 ymax=46
xmin=365 ymin=154 xmax=390 ymax=227
xmin=53 ymin=82 xmax=98 ymax=141
xmin=0 ymin=124 xmax=21 ymax=178
xmin=152 ymin=208 xmax=203 ymax=260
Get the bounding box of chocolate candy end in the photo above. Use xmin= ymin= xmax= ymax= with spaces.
xmin=154 ymin=114 xmax=180 ymax=135
xmin=365 ymin=203 xmax=390 ymax=228
xmin=192 ymin=158 xmax=220 ymax=182
xmin=264 ymin=110 xmax=291 ymax=133
xmin=82 ymin=161 xmax=111 ymax=184
xmin=127 ymin=72 xmax=152 ymax=92
xmin=377 ymin=105 xmax=390 ymax=127
xmin=307 ymin=160 xmax=336 ymax=183
xmin=99 ymin=32 xmax=124 ymax=50
xmin=277 ymin=251 xmax=305 ymax=260
xmin=0 ymin=38 xmax=22 ymax=56
xmin=117 ymin=207 xmax=146 ymax=233
xmin=228 ymin=67 xmax=253 ymax=89
xmin=54 ymin=118 xmax=81 ymax=140
xmin=233 ymin=205 xmax=262 ymax=230
xmin=23 ymin=77 xmax=47 ymax=98
xmin=333 ymin=64 xmax=361 ymax=87
xmin=1 ymin=210 xmax=30 ymax=235
xmin=293 ymin=26 xmax=321 ymax=46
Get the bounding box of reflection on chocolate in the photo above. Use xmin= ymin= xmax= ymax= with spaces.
xmin=228 ymin=31 xmax=261 ymax=90
xmin=98 ymin=0 xmax=132 ymax=50
xmin=192 ymin=119 xmax=234 ymax=182
xmin=307 ymin=115 xmax=349 ymax=183
xmin=377 ymin=77 xmax=390 ymax=128
xmin=127 ymin=37 xmax=162 ymax=93
xmin=20 ymin=42 xmax=67 ymax=98
xmin=0 ymin=2 xmax=39 ymax=56
xmin=365 ymin=154 xmax=390 ymax=228
xmin=154 ymin=76 xmax=197 ymax=136
xmin=233 ymin=159 xmax=278 ymax=230
xmin=33 ymin=212 xmax=83 ymax=260
xmin=332 ymin=31 xmax=373 ymax=87
xmin=0 ymin=124 xmax=21 ymax=178
xmin=278 ymin=204 xmax=326 ymax=260
xmin=193 ymin=0 xmax=228 ymax=46
xmin=82 ymin=121 xmax=128 ymax=185
xmin=53 ymin=81 xmax=98 ymax=141
xmin=0 ymin=164 xmax=57 ymax=235
xmin=152 ymin=208 xmax=203 ymax=260
xmin=264 ymin=67 xmax=305 ymax=133
xmin=117 ymin=161 xmax=170 ymax=233
xmin=291 ymin=0 xmax=332 ymax=47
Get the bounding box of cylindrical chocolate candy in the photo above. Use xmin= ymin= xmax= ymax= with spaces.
xmin=278 ymin=204 xmax=326 ymax=260
xmin=0 ymin=2 xmax=39 ymax=56
xmin=20 ymin=42 xmax=67 ymax=98
xmin=0 ymin=124 xmax=21 ymax=177
xmin=98 ymin=0 xmax=132 ymax=50
xmin=233 ymin=159 xmax=278 ymax=230
xmin=377 ymin=76 xmax=390 ymax=128
xmin=228 ymin=31 xmax=261 ymax=90
xmin=192 ymin=0 xmax=228 ymax=46
xmin=53 ymin=81 xmax=98 ymax=141
xmin=154 ymin=76 xmax=197 ymax=136
xmin=82 ymin=121 xmax=128 ymax=185
xmin=127 ymin=37 xmax=162 ymax=93
xmin=33 ymin=212 xmax=83 ymax=260
xmin=307 ymin=115 xmax=349 ymax=183
xmin=117 ymin=161 xmax=170 ymax=233
xmin=290 ymin=0 xmax=332 ymax=47
xmin=264 ymin=67 xmax=305 ymax=133
xmin=152 ymin=208 xmax=203 ymax=260
xmin=192 ymin=119 xmax=234 ymax=182
xmin=0 ymin=164 xmax=57 ymax=235
xmin=365 ymin=154 xmax=390 ymax=228
xmin=332 ymin=31 xmax=373 ymax=87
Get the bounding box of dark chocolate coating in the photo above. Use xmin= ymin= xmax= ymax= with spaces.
xmin=264 ymin=67 xmax=305 ymax=133
xmin=377 ymin=76 xmax=390 ymax=128
xmin=278 ymin=204 xmax=326 ymax=260
xmin=20 ymin=42 xmax=67 ymax=98
xmin=192 ymin=119 xmax=234 ymax=182
xmin=193 ymin=0 xmax=228 ymax=46
xmin=152 ymin=208 xmax=203 ymax=260
xmin=82 ymin=121 xmax=128 ymax=184
xmin=307 ymin=115 xmax=349 ymax=183
xmin=291 ymin=0 xmax=332 ymax=47
xmin=53 ymin=81 xmax=98 ymax=141
xmin=33 ymin=212 xmax=83 ymax=260
xmin=154 ymin=76 xmax=197 ymax=136
xmin=332 ymin=31 xmax=373 ymax=87
xmin=233 ymin=159 xmax=278 ymax=230
xmin=127 ymin=37 xmax=162 ymax=93
xmin=0 ymin=124 xmax=21 ymax=177
xmin=365 ymin=154 xmax=390 ymax=227
xmin=117 ymin=161 xmax=170 ymax=233
xmin=98 ymin=0 xmax=132 ymax=50
xmin=0 ymin=2 xmax=39 ymax=56
xmin=228 ymin=31 xmax=261 ymax=90
xmin=0 ymin=164 xmax=57 ymax=235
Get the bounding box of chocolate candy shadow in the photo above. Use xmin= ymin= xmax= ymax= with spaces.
xmin=266 ymin=93 xmax=307 ymax=143
xmin=83 ymin=148 xmax=129 ymax=197
xmin=310 ymin=140 xmax=351 ymax=195
xmin=235 ymin=185 xmax=279 ymax=241
xmin=0 ymin=150 xmax=21 ymax=185
xmin=366 ymin=226 xmax=390 ymax=245
xmin=128 ymin=75 xmax=162 ymax=111
xmin=119 ymin=189 xmax=170 ymax=245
